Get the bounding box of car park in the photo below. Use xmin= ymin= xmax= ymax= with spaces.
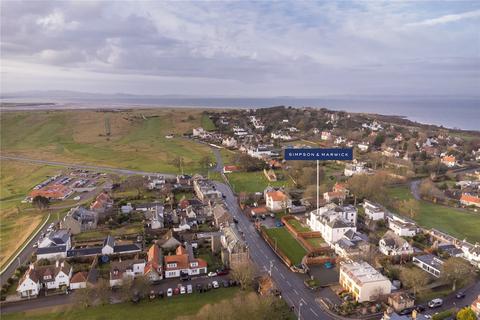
xmin=428 ymin=298 xmax=443 ymax=308
xmin=212 ymin=280 xmax=219 ymax=289
xmin=167 ymin=288 xmax=173 ymax=297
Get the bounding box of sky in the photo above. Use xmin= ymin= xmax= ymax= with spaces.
xmin=1 ymin=1 xmax=479 ymax=97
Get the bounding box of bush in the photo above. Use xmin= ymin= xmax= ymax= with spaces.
xmin=432 ymin=308 xmax=455 ymax=320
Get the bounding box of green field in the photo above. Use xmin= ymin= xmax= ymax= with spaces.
xmin=0 ymin=161 xmax=62 ymax=268
xmin=388 ymin=186 xmax=480 ymax=242
xmin=3 ymin=287 xmax=240 ymax=320
xmin=201 ymin=113 xmax=216 ymax=131
xmin=1 ymin=110 xmax=212 ymax=174
xmin=73 ymin=223 xmax=144 ymax=242
xmin=227 ymin=171 xmax=291 ymax=193
xmin=264 ymin=227 xmax=307 ymax=265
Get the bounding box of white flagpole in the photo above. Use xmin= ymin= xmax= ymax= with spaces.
xmin=316 ymin=160 xmax=319 ymax=213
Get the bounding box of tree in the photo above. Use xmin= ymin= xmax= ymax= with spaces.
xmin=231 ymin=262 xmax=256 ymax=290
xmin=400 ymin=268 xmax=429 ymax=297
xmin=401 ymin=199 xmax=420 ymax=219
xmin=94 ymin=279 xmax=111 ymax=305
xmin=118 ymin=277 xmax=134 ymax=302
xmin=75 ymin=286 xmax=94 ymax=308
xmin=456 ymin=307 xmax=477 ymax=320
xmin=32 ymin=195 xmax=50 ymax=211
xmin=442 ymin=257 xmax=476 ymax=291
xmin=199 ymin=155 xmax=212 ymax=175
xmin=171 ymin=156 xmax=184 ymax=174
xmin=124 ymin=175 xmax=146 ymax=198
xmin=132 ymin=275 xmax=150 ymax=298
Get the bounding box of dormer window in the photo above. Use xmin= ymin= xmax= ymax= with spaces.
xmin=190 ymin=262 xmax=198 ymax=267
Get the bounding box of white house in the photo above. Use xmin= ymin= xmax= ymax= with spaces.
xmin=37 ymin=229 xmax=71 ymax=261
xmin=413 ymin=254 xmax=444 ymax=278
xmin=17 ymin=260 xmax=72 ymax=298
xmin=222 ymin=137 xmax=237 ymax=148
xmin=363 ymin=200 xmax=385 ymax=221
xmin=461 ymin=242 xmax=480 ymax=268
xmin=388 ymin=216 xmax=417 ymax=237
xmin=379 ymin=231 xmax=414 ymax=256
xmin=358 ymin=142 xmax=369 ymax=152
xmin=321 ymin=131 xmax=332 ymax=141
xmin=109 ymin=259 xmax=146 ymax=287
xmin=164 ymin=245 xmax=207 ymax=279
xmin=193 ymin=127 xmax=206 ymax=137
xmin=344 ymin=161 xmax=367 ymax=177
xmin=307 ymin=204 xmax=357 ymax=245
xmin=265 ymin=190 xmax=291 ymax=212
xmin=339 ymin=261 xmax=391 ymax=302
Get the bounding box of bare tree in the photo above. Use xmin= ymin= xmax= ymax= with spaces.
xmin=231 ymin=262 xmax=256 ymax=290
xmin=75 ymin=286 xmax=95 ymax=308
xmin=400 ymin=268 xmax=429 ymax=297
xmin=94 ymin=279 xmax=111 ymax=305
xmin=442 ymin=257 xmax=476 ymax=291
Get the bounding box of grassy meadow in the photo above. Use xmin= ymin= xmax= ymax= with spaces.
xmin=0 ymin=161 xmax=62 ymax=268
xmin=387 ymin=186 xmax=480 ymax=242
xmin=0 ymin=109 xmax=212 ymax=174
xmin=226 ymin=171 xmax=292 ymax=194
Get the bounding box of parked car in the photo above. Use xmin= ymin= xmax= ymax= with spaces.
xmin=229 ymin=279 xmax=236 ymax=287
xmin=428 ymin=298 xmax=443 ymax=308
xmin=217 ymin=269 xmax=229 ymax=276
xmin=196 ymin=284 xmax=203 ymax=293
xmin=212 ymin=281 xmax=219 ymax=289
xmin=261 ymin=214 xmax=266 ymax=220
xmin=187 ymin=284 xmax=193 ymax=294
xmin=167 ymin=288 xmax=173 ymax=297
xmin=233 ymin=218 xmax=239 ymax=224
xmin=158 ymin=290 xmax=164 ymax=298
xmin=180 ymin=274 xmax=191 ymax=281
xmin=455 ymin=291 xmax=466 ymax=299
xmin=270 ymin=213 xmax=275 ymax=218
xmin=173 ymin=287 xmax=180 ymax=295
xmin=398 ymin=307 xmax=414 ymax=315
xmin=414 ymin=305 xmax=426 ymax=313
xmin=149 ymin=290 xmax=156 ymax=300
xmin=208 ymin=271 xmax=217 ymax=277
xmin=222 ymin=280 xmax=229 ymax=288
xmin=180 ymin=286 xmax=186 ymax=294
xmin=207 ymin=283 xmax=213 ymax=290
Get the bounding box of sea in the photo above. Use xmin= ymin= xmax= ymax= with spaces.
xmin=1 ymin=96 xmax=479 ymax=131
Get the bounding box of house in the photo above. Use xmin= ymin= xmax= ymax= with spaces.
xmin=382 ymin=147 xmax=400 ymax=158
xmin=193 ymin=176 xmax=222 ymax=202
xmin=90 ymin=191 xmax=113 ymax=213
xmin=339 ymin=261 xmax=391 ymax=302
xmin=144 ymin=244 xmax=163 ymax=283
xmin=192 ymin=127 xmax=206 ymax=137
xmin=412 ymin=254 xmax=444 ymax=278
xmin=109 ymin=259 xmax=146 ymax=287
xmin=17 ymin=260 xmax=72 ymax=298
xmin=333 ymin=182 xmax=349 ymax=196
xmin=212 ymin=203 xmax=233 ymax=227
xmin=222 ymin=137 xmax=237 ymax=148
xmin=379 ymin=231 xmax=413 ymax=256
xmin=138 ymin=204 xmax=164 ymax=229
xmin=441 ymin=155 xmax=457 ymax=168
xmin=67 ymin=235 xmax=140 ymax=258
xmin=223 ymin=165 xmax=240 ymax=174
xmin=271 ymin=131 xmax=292 ymax=141
xmin=358 ymin=142 xmax=369 ymax=152
xmin=121 ymin=203 xmax=133 ymax=214
xmin=460 ymin=193 xmax=480 ymax=207
xmin=157 ymin=230 xmax=182 ymax=250
xmin=70 ymin=271 xmax=88 ymax=290
xmin=37 ymin=229 xmax=71 ymax=260
xmin=221 ymin=225 xmax=249 ymax=269
xmin=334 ymin=230 xmax=370 ymax=259
xmin=147 ymin=177 xmax=165 ymax=190
xmin=323 ymin=191 xmax=346 ymax=203
xmin=265 ymin=190 xmax=291 ymax=212
xmin=61 ymin=206 xmax=98 ymax=235
xmin=164 ymin=244 xmax=207 ymax=279
xmin=307 ymin=204 xmax=357 ymax=245
xmin=388 ymin=216 xmax=417 ymax=237
xmin=250 ymin=206 xmax=269 ymax=218
xmin=344 ymin=161 xmax=367 ymax=177
xmin=362 ymin=121 xmax=383 ymax=131
xmin=247 ymin=145 xmax=275 ymax=159
xmin=461 ymin=242 xmax=480 ymax=268
xmin=30 ymin=184 xmax=73 ymax=201
xmin=232 ymin=127 xmax=248 ymax=136
xmin=363 ymin=200 xmax=385 ymax=221
xmin=321 ymin=131 xmax=332 ymax=141
xmin=388 ymin=292 xmax=415 ymax=313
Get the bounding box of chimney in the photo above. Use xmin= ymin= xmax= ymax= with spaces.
xmin=55 ymin=260 xmax=59 ymax=268
xmin=60 ymin=261 xmax=64 ymax=268
xmin=29 ymin=263 xmax=34 ymax=270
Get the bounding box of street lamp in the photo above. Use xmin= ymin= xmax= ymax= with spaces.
xmin=269 ymin=260 xmax=273 ymax=277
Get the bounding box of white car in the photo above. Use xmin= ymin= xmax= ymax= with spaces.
xmin=180 ymin=286 xmax=186 ymax=294
xmin=187 ymin=284 xmax=193 ymax=294
xmin=428 ymin=298 xmax=443 ymax=308
xmin=212 ymin=281 xmax=219 ymax=289
xmin=208 ymin=271 xmax=217 ymax=277
xmin=167 ymin=288 xmax=173 ymax=297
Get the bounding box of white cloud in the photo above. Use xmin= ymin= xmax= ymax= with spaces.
xmin=406 ymin=9 xmax=480 ymax=27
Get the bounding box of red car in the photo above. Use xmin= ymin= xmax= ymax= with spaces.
xmin=173 ymin=287 xmax=180 ymax=295
xmin=217 ymin=269 xmax=229 ymax=276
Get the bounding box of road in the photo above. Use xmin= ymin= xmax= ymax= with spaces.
xmin=215 ymin=181 xmax=330 ymax=319
xmin=0 ymin=155 xmax=176 ymax=178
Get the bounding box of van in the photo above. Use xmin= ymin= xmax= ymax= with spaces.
xmin=428 ymin=298 xmax=443 ymax=308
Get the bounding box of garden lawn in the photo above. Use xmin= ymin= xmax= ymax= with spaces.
xmin=305 ymin=237 xmax=325 ymax=248
xmin=3 ymin=287 xmax=240 ymax=320
xmin=288 ymin=219 xmax=311 ymax=232
xmin=73 ymin=223 xmax=144 ymax=241
xmin=264 ymin=227 xmax=307 ymax=265
xmin=388 ymin=186 xmax=480 ymax=243
xmin=201 ymin=113 xmax=216 ymax=131
xmin=227 ymin=171 xmax=291 ymax=193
